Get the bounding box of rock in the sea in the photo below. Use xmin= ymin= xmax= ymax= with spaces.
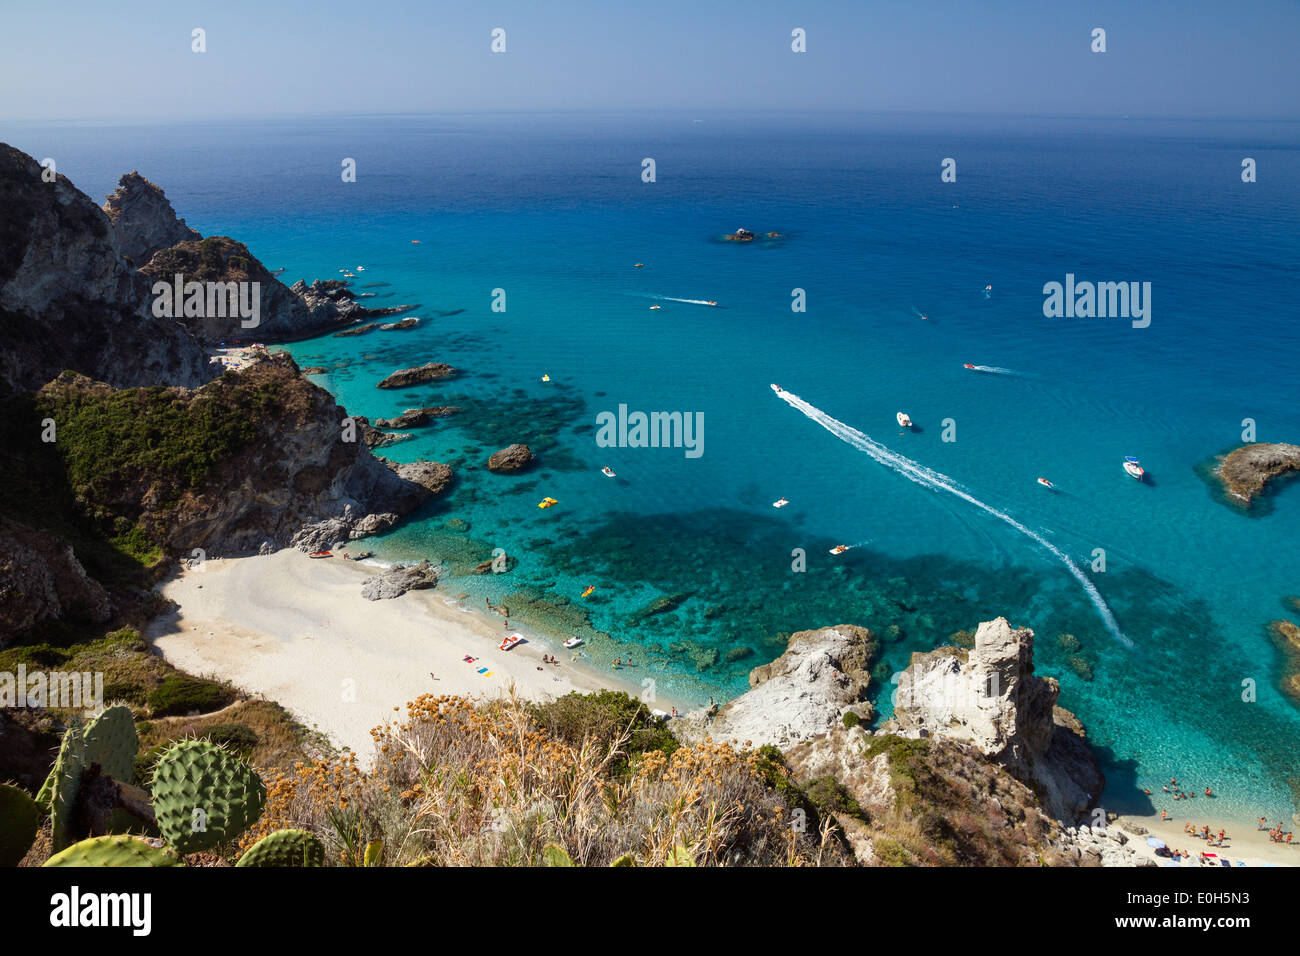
xmin=376 ymin=363 xmax=458 ymax=389
xmin=380 ymin=459 xmax=454 ymax=498
xmin=0 ymin=518 xmax=113 ymax=644
xmin=379 ymin=317 xmax=420 ymax=331
xmin=302 ymin=366 xmax=329 ymax=375
xmin=350 ymin=416 xmax=414 ymax=448
xmin=674 ymin=625 xmax=878 ymax=748
xmin=0 ymin=144 xmax=212 ymax=392
xmin=360 ymin=560 xmax=441 ymax=600
xmin=1268 ymin=619 xmax=1300 ymax=706
xmin=101 ymin=170 xmax=201 ymax=266
xmin=1215 ymin=443 xmax=1300 ymax=507
xmin=487 ymin=443 xmax=535 ymax=474
xmin=888 ymin=616 xmax=1104 ymax=822
xmin=333 ymin=322 xmax=380 ymax=338
xmin=374 ymin=406 xmax=460 ymax=429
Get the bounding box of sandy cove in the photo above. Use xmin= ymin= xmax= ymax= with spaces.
xmin=146 ymin=550 xmax=676 ymax=761
xmin=1115 ymin=813 xmax=1298 ymax=868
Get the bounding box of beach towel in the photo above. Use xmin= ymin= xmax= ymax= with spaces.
xmin=1146 ymin=836 xmax=1166 ymax=849
xmin=477 ymin=668 xmax=488 ymax=674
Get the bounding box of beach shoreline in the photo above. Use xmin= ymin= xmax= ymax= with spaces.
xmin=146 ymin=549 xmax=689 ymax=762
xmin=1117 ymin=812 xmax=1299 ymax=868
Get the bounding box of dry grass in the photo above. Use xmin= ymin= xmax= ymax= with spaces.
xmin=244 ymin=692 xmax=850 ymax=867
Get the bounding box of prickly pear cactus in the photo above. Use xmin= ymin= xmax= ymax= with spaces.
xmin=664 ymin=845 xmax=696 ymax=867
xmin=235 ymin=829 xmax=325 ymax=867
xmin=542 ymin=842 xmax=575 ymax=867
xmin=0 ymin=783 xmax=41 ymax=866
xmin=82 ymin=705 xmax=139 ymax=783
xmin=43 ymin=835 xmax=183 ymax=868
xmin=149 ymin=739 xmax=266 ymax=854
xmin=610 ymin=853 xmax=636 ymax=867
xmin=48 ymin=726 xmax=87 ymax=852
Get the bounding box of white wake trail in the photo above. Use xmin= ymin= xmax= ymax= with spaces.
xmin=773 ymin=387 xmax=1131 ymax=647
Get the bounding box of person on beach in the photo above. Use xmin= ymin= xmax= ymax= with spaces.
xmin=1260 ymin=817 xmax=1267 ymax=830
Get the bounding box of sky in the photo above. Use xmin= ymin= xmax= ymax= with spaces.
xmin=1 ymin=0 xmax=1297 ymax=121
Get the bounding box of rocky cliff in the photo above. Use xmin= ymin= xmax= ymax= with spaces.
xmin=675 ymin=625 xmax=877 ymax=747
xmin=34 ymin=353 xmax=451 ymax=559
xmin=100 ymin=171 xmax=201 ymax=266
xmin=0 ymin=143 xmax=211 ymax=393
xmin=887 ymin=617 xmax=1104 ymax=822
xmin=0 ymin=518 xmax=113 ymax=638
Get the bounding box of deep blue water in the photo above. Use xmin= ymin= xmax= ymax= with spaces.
xmin=9 ymin=112 xmax=1300 ymax=823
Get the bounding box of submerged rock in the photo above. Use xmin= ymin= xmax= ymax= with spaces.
xmin=1268 ymin=619 xmax=1300 ymax=706
xmin=374 ymin=406 xmax=460 ymax=429
xmin=376 ymin=363 xmax=458 ymax=389
xmin=1214 ymin=443 xmax=1300 ymax=507
xmin=487 ymin=443 xmax=535 ymax=473
xmin=333 ymin=322 xmax=380 ymax=338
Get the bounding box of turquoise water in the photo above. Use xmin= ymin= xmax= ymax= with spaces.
xmin=10 ymin=112 xmax=1300 ymax=823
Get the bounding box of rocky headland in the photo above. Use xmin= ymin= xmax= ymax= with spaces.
xmin=100 ymin=171 xmax=201 ymax=266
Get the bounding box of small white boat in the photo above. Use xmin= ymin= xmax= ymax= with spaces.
xmin=1123 ymin=457 xmax=1145 ymax=481
xmin=770 ymin=383 xmax=782 ymax=393
xmin=896 ymin=412 xmax=913 ymax=428
xmin=357 ymin=266 xmax=365 ymax=271
xmin=602 ymin=466 xmax=616 ymax=478
xmin=563 ymin=636 xmax=583 ymax=649
xmin=773 ymin=497 xmax=789 ymax=508
xmin=500 ymin=633 xmax=523 ymax=651
xmin=1037 ymin=477 xmax=1054 ymax=489
xmin=829 ymin=544 xmax=851 ymax=555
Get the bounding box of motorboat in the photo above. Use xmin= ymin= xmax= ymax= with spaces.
xmin=602 ymin=466 xmax=616 ymax=478
xmin=896 ymin=412 xmax=913 ymax=428
xmin=563 ymin=636 xmax=584 ymax=649
xmin=770 ymin=383 xmax=782 ymax=393
xmin=500 ymin=633 xmax=523 ymax=651
xmin=773 ymin=497 xmax=789 ymax=508
xmin=964 ymin=363 xmax=976 ymax=369
xmin=829 ymin=544 xmax=851 ymax=555
xmin=1123 ymin=457 xmax=1146 ymax=481
xmin=1037 ymin=477 xmax=1054 ymax=489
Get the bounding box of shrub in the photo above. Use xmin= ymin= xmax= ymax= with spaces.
xmin=841 ymin=711 xmax=860 ymax=729
xmin=200 ymin=722 xmax=259 ymax=756
xmin=529 ymin=690 xmax=677 ymax=779
xmin=146 ymin=674 xmax=233 ymax=717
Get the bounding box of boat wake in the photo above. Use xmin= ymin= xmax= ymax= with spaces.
xmin=966 ymin=364 xmax=1023 ymax=376
xmin=771 ymin=386 xmax=1131 ymax=647
xmin=642 ymin=294 xmax=718 ymax=306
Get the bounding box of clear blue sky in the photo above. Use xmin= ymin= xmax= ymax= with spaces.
xmin=2 ymin=0 xmax=1296 ymax=121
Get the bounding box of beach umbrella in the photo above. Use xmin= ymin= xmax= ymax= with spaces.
xmin=1145 ymin=836 xmax=1166 ymax=848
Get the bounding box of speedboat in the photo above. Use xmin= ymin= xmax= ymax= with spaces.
xmin=1037 ymin=477 xmax=1054 ymax=489
xmin=563 ymin=636 xmax=584 ymax=649
xmin=500 ymin=633 xmax=523 ymax=651
xmin=896 ymin=412 xmax=913 ymax=428
xmin=707 ymin=300 xmax=718 ymax=306
xmin=602 ymin=466 xmax=616 ymax=478
xmin=964 ymin=363 xmax=976 ymax=370
xmin=356 ymin=266 xmax=365 ymax=271
xmin=773 ymin=497 xmax=789 ymax=508
xmin=650 ymin=304 xmax=661 ymax=310
xmin=1123 ymin=457 xmax=1146 ymax=481
xmin=538 ymin=497 xmax=559 ymax=509
xmin=308 ymin=550 xmax=333 ymax=559
xmin=634 ymin=263 xmax=644 ymax=268
xmin=829 ymin=544 xmax=851 ymax=555
xmin=770 ymin=383 xmax=782 ymax=393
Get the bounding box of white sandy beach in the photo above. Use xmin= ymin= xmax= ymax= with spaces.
xmin=146 ymin=550 xmax=675 ymax=761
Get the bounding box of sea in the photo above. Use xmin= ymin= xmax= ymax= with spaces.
xmin=8 ymin=111 xmax=1300 ymax=825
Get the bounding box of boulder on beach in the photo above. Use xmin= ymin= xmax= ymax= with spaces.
xmin=376 ymin=362 xmax=458 ymax=388
xmin=360 ymin=560 xmax=441 ymax=600
xmin=487 ymin=443 xmax=535 ymax=473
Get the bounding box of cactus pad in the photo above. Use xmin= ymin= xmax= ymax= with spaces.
xmin=149 ymin=739 xmax=266 ymax=854
xmin=82 ymin=705 xmax=139 ymax=783
xmin=235 ymin=828 xmax=325 ymax=867
xmin=43 ymin=835 xmax=183 ymax=868
xmin=0 ymin=783 xmax=41 ymax=866
xmin=48 ymin=725 xmax=86 ymax=852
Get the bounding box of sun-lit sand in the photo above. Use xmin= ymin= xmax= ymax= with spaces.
xmin=146 ymin=549 xmax=673 ymax=761
xmin=1117 ymin=813 xmax=1298 ymax=867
